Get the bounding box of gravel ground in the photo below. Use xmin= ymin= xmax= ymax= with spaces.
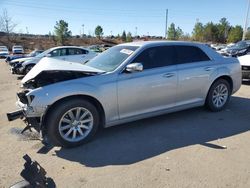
xmin=0 ymin=59 xmax=250 ymax=188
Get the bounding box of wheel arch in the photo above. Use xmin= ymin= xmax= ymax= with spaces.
xmin=205 ymin=75 xmax=233 ymax=103
xmin=211 ymin=75 xmax=233 ymax=93
xmin=41 ymin=94 xmax=106 ymax=134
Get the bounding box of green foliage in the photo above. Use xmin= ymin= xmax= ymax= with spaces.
xmin=179 ymin=33 xmax=191 ymax=41
xmin=126 ymin=32 xmax=133 ymax=42
xmin=217 ymin=18 xmax=230 ymax=43
xmin=121 ymin=30 xmax=126 ymax=42
xmin=227 ymin=25 xmax=243 ymax=43
xmin=54 ymin=20 xmax=71 ymax=45
xmin=95 ymin=25 xmax=103 ymax=39
xmin=167 ymin=23 xmax=183 ymax=40
xmin=192 ymin=22 xmax=204 ymax=41
xmin=203 ymin=22 xmax=219 ymax=42
xmin=191 ymin=18 xmax=242 ymax=43
xmin=245 ymin=30 xmax=250 ymax=40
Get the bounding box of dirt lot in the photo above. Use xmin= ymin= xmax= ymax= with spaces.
xmin=0 ymin=59 xmax=250 ymax=188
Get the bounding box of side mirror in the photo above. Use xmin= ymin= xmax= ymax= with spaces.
xmin=126 ymin=63 xmax=143 ymax=73
xmin=45 ymin=53 xmax=51 ymax=57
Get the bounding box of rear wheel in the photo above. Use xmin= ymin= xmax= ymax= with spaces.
xmin=206 ymin=79 xmax=231 ymax=111
xmin=46 ymin=99 xmax=100 ymax=147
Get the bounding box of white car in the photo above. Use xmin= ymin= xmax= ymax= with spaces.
xmin=12 ymin=45 xmax=24 ymax=54
xmin=11 ymin=46 xmax=97 ymax=75
xmin=238 ymin=54 xmax=250 ymax=79
xmin=0 ymin=46 xmax=9 ymax=58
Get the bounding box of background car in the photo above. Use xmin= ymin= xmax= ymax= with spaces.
xmin=12 ymin=45 xmax=24 ymax=54
xmin=11 ymin=46 xmax=97 ymax=75
xmin=219 ymin=40 xmax=250 ymax=57
xmin=5 ymin=49 xmax=44 ymax=63
xmin=238 ymin=54 xmax=250 ymax=80
xmin=0 ymin=46 xmax=9 ymax=58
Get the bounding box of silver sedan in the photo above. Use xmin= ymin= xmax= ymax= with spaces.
xmin=7 ymin=41 xmax=242 ymax=147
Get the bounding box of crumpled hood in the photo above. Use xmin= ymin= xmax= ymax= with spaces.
xmin=238 ymin=54 xmax=250 ymax=66
xmin=11 ymin=57 xmax=34 ymax=63
xmin=21 ymin=57 xmax=104 ymax=84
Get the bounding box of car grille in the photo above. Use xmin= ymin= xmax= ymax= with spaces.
xmin=242 ymin=66 xmax=250 ymax=71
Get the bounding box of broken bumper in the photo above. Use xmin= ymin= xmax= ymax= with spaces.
xmin=6 ymin=95 xmax=44 ymax=133
xmin=7 ymin=110 xmax=23 ymax=121
xmin=7 ymin=108 xmax=41 ymax=133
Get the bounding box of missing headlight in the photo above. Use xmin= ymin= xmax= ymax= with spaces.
xmin=17 ymin=90 xmax=30 ymax=104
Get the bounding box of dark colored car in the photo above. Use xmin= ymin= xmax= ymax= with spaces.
xmin=6 ymin=50 xmax=44 ymax=64
xmin=221 ymin=40 xmax=250 ymax=57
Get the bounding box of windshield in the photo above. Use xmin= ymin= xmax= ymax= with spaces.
xmin=36 ymin=49 xmax=51 ymax=58
xmin=0 ymin=48 xmax=8 ymax=51
xmin=13 ymin=47 xmax=23 ymax=49
xmin=235 ymin=41 xmax=248 ymax=48
xmin=85 ymin=45 xmax=138 ymax=72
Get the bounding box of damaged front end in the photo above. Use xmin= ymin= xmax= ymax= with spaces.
xmin=7 ymin=89 xmax=42 ymax=133
xmin=23 ymin=70 xmax=97 ymax=89
xmin=7 ymin=69 xmax=98 ymax=137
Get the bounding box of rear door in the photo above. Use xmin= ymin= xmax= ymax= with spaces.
xmin=175 ymin=45 xmax=216 ymax=106
xmin=65 ymin=48 xmax=90 ymax=63
xmin=49 ymin=48 xmax=67 ymax=60
xmin=117 ymin=45 xmax=178 ymax=119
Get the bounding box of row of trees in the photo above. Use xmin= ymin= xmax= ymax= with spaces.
xmin=54 ymin=22 xmax=134 ymax=45
xmin=167 ymin=18 xmax=244 ymax=43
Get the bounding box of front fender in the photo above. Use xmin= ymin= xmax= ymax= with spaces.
xmin=29 ymin=82 xmax=101 ymax=108
xmin=27 ymin=78 xmax=118 ymax=123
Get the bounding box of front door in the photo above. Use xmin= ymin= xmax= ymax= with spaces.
xmin=117 ymin=45 xmax=178 ymax=119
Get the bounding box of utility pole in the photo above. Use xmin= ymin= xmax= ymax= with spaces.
xmin=26 ymin=27 xmax=29 ymax=34
xmin=165 ymin=9 xmax=168 ymax=39
xmin=243 ymin=0 xmax=250 ymax=40
xmin=135 ymin=26 xmax=138 ymax=37
xmin=82 ymin=24 xmax=84 ymax=38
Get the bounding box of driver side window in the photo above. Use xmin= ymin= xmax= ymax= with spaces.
xmin=132 ymin=46 xmax=176 ymax=70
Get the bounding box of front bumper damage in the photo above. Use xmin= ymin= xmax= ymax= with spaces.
xmin=6 ymin=91 xmax=43 ymax=134
xmin=7 ymin=110 xmax=41 ymax=133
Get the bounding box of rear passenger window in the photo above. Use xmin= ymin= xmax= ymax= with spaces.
xmin=175 ymin=46 xmax=210 ymax=64
xmin=50 ymin=49 xmax=67 ymax=57
xmin=68 ymin=48 xmax=88 ymax=55
xmin=133 ymin=46 xmax=176 ymax=70
xmin=81 ymin=49 xmax=89 ymax=54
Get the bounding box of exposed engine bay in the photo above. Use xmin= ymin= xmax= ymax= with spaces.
xmin=22 ymin=70 xmax=98 ymax=89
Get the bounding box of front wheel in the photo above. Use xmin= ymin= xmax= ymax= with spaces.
xmin=24 ymin=64 xmax=34 ymax=74
xmin=46 ymin=99 xmax=100 ymax=147
xmin=206 ymin=79 xmax=231 ymax=112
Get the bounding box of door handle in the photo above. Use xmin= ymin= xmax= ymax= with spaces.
xmin=204 ymin=67 xmax=214 ymax=71
xmin=163 ymin=73 xmax=175 ymax=78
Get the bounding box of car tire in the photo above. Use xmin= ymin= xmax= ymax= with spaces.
xmin=46 ymin=99 xmax=100 ymax=148
xmin=206 ymin=79 xmax=231 ymax=112
xmin=24 ymin=64 xmax=34 ymax=74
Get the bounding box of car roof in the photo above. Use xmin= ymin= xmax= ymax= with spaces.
xmin=49 ymin=46 xmax=88 ymax=51
xmin=12 ymin=45 xmax=23 ymax=48
xmin=118 ymin=40 xmax=206 ymax=48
